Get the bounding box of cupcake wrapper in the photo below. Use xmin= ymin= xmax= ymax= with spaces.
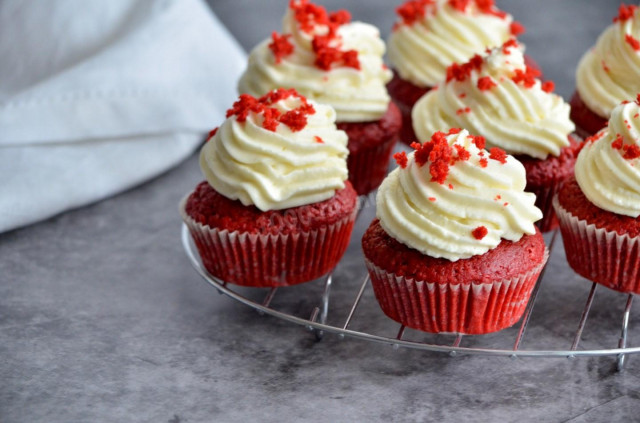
xmin=348 ymin=135 xmax=398 ymax=196
xmin=365 ymin=250 xmax=548 ymax=335
xmin=180 ymin=196 xmax=357 ymax=288
xmin=528 ymin=183 xmax=559 ymax=233
xmin=554 ymin=196 xmax=640 ymax=293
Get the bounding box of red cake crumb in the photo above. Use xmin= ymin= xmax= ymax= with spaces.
xmin=207 ymin=127 xmax=218 ymax=139
xmin=226 ymin=89 xmax=315 ymax=133
xmin=472 ymin=226 xmax=488 ymax=240
xmin=469 ymin=135 xmax=486 ymax=149
xmin=395 ymin=0 xmax=433 ymax=27
xmin=446 ymin=54 xmax=483 ymax=82
xmin=626 ymin=34 xmax=640 ymax=51
xmin=269 ymin=32 xmax=294 ymax=63
xmin=612 ymin=135 xmax=624 ymax=150
xmin=510 ymin=21 xmax=525 ymax=36
xmin=614 ymin=4 xmax=638 ymax=23
xmin=623 ymin=144 xmax=640 ymax=160
xmin=477 ymin=76 xmax=497 ymax=91
xmin=489 ymin=147 xmax=507 ymax=163
xmin=479 ymin=158 xmax=488 ymax=167
xmin=511 ymin=67 xmax=540 ymax=89
xmin=541 ymin=81 xmax=555 ymax=93
xmin=314 ymin=136 xmax=324 ymax=143
xmin=502 ymin=38 xmax=519 ymax=54
xmin=429 ymin=197 xmax=437 ymax=202
xmin=394 ymin=151 xmax=409 ymax=168
xmin=454 ymin=144 xmax=471 ymax=161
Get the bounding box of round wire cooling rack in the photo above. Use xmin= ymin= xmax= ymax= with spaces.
xmin=181 ymin=224 xmax=640 ymax=371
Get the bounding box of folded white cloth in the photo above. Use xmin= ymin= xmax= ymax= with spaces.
xmin=0 ymin=0 xmax=246 ymax=233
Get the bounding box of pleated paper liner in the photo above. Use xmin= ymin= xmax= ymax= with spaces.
xmin=554 ymin=196 xmax=640 ymax=294
xmin=365 ymin=249 xmax=549 ymax=335
xmin=180 ymin=194 xmax=357 ymax=288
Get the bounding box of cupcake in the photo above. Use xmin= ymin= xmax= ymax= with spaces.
xmin=555 ymin=97 xmax=640 ymax=294
xmin=412 ymin=39 xmax=579 ymax=231
xmin=571 ymin=4 xmax=640 ymax=139
xmin=362 ymin=129 xmax=547 ymax=334
xmin=180 ymin=89 xmax=358 ymax=287
xmin=238 ymin=0 xmax=401 ymax=196
xmin=386 ymin=0 xmax=528 ymax=144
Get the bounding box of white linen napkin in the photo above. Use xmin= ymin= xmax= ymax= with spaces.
xmin=0 ymin=0 xmax=246 ymax=233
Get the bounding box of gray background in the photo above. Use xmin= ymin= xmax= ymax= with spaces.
xmin=3 ymin=1 xmax=640 ymax=422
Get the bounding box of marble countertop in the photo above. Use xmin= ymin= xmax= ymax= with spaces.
xmin=3 ymin=1 xmax=640 ymax=422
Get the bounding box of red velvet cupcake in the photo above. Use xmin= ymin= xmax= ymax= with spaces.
xmin=363 ymin=129 xmax=547 ymax=334
xmin=555 ymin=98 xmax=640 ymax=294
xmin=386 ymin=0 xmax=528 ymax=144
xmin=412 ymin=40 xmax=577 ymax=231
xmin=238 ymin=0 xmax=399 ymax=195
xmin=181 ymin=89 xmax=357 ymax=287
xmin=571 ymin=4 xmax=640 ymax=138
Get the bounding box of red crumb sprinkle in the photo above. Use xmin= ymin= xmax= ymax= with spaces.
xmin=448 ymin=128 xmax=462 ymax=134
xmin=395 ymin=0 xmax=433 ymax=27
xmin=635 ymin=113 xmax=639 ymax=118
xmin=541 ymin=81 xmax=555 ymax=93
xmin=510 ymin=21 xmax=525 ymax=36
xmin=503 ymin=202 xmax=509 ymax=207
xmin=207 ymin=127 xmax=218 ymax=139
xmin=446 ymin=54 xmax=483 ymax=82
xmin=413 ymin=131 xmax=452 ymax=184
xmin=472 ymin=226 xmax=488 ymax=240
xmin=489 ymin=147 xmax=508 ymax=163
xmin=511 ymin=66 xmax=541 ymax=88
xmin=476 ymin=0 xmax=507 ymax=18
xmin=612 ymin=135 xmax=624 ymax=150
xmin=502 ymin=38 xmax=519 ymax=54
xmin=625 ymin=34 xmax=640 ymax=51
xmin=429 ymin=197 xmax=437 ymax=202
xmin=226 ymin=88 xmax=315 ymax=132
xmin=449 ymin=0 xmax=470 ymax=12
xmin=470 ymin=135 xmax=486 ymax=149
xmin=448 ymin=183 xmax=454 ymax=190
xmin=459 ymin=93 xmax=467 ymax=98
xmin=494 ymin=194 xmax=501 ymax=200
xmin=623 ymin=144 xmax=640 ymax=160
xmin=268 ymin=32 xmax=294 ymax=63
xmin=314 ymin=136 xmax=324 ymax=143
xmin=394 ymin=151 xmax=409 ymax=168
xmin=479 ymin=158 xmax=488 ymax=167
xmin=454 ymin=144 xmax=471 ymax=161
xmin=602 ymin=60 xmax=610 ymax=72
xmin=477 ymin=76 xmax=497 ymax=91
xmin=636 ymin=94 xmax=640 ymax=105
xmin=456 ymin=107 xmax=472 ymax=115
xmin=614 ymin=4 xmax=638 ymax=23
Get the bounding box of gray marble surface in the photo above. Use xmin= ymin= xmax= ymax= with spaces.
xmin=3 ymin=1 xmax=640 ymax=422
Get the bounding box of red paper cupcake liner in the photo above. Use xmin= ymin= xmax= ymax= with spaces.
xmin=347 ymin=134 xmax=398 ymax=196
xmin=364 ymin=250 xmax=548 ymax=335
xmin=180 ymin=195 xmax=357 ymax=288
xmin=554 ymin=196 xmax=640 ymax=293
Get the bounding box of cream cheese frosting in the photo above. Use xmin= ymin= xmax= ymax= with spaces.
xmin=575 ymin=98 xmax=640 ymax=217
xmin=237 ymin=0 xmax=391 ymax=123
xmin=575 ymin=5 xmax=640 ymax=118
xmin=387 ymin=0 xmax=521 ymax=88
xmin=200 ymin=89 xmax=349 ymax=211
xmin=412 ymin=40 xmax=574 ymax=160
xmin=376 ymin=129 xmax=541 ymax=261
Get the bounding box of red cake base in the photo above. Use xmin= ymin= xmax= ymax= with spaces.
xmin=182 ymin=181 xmax=358 ymax=287
xmin=569 ymin=91 xmax=608 ymax=139
xmin=386 ymin=71 xmax=431 ymax=145
xmin=362 ymin=219 xmax=547 ymax=334
xmin=555 ymin=177 xmax=640 ymax=294
xmin=338 ymin=102 xmax=401 ymax=196
xmin=516 ymin=135 xmax=583 ymax=232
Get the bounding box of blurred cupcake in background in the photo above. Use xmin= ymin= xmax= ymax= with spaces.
xmin=238 ymin=0 xmax=401 ymax=196
xmin=412 ymin=39 xmax=578 ymax=231
xmin=571 ymin=4 xmax=640 ymax=138
xmin=555 ymin=97 xmax=640 ymax=294
xmin=362 ymin=128 xmax=547 ymax=334
xmin=386 ymin=0 xmax=529 ymax=144
xmin=181 ymin=89 xmax=358 ymax=287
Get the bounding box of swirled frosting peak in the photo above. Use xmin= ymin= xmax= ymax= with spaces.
xmin=200 ymin=89 xmax=349 ymax=211
xmin=575 ymin=97 xmax=640 ymax=217
xmin=387 ymin=0 xmax=524 ymax=88
xmin=377 ymin=128 xmax=541 ymax=261
xmin=576 ymin=4 xmax=640 ymax=118
xmin=412 ymin=39 xmax=574 ymax=159
xmin=237 ymin=0 xmax=392 ymax=123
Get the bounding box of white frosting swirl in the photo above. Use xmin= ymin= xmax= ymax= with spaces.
xmin=200 ymin=93 xmax=349 ymax=211
xmin=575 ymin=99 xmax=640 ymax=217
xmin=377 ymin=129 xmax=541 ymax=261
xmin=238 ymin=6 xmax=392 ymax=123
xmin=412 ymin=42 xmax=574 ymax=159
xmin=576 ymin=7 xmax=640 ymax=118
xmin=387 ymin=0 xmax=515 ymax=88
